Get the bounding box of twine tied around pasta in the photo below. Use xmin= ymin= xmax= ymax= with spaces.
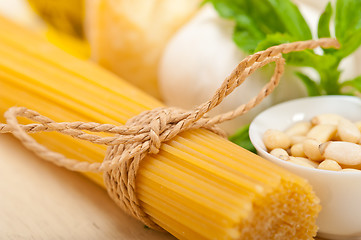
xmin=0 ymin=38 xmax=339 ymax=230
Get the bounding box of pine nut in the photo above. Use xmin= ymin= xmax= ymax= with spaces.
xmin=320 ymin=141 xmax=361 ymax=166
xmin=290 ymin=143 xmax=306 ymax=157
xmin=285 ymin=121 xmax=311 ymax=136
xmin=306 ymin=124 xmax=337 ymax=143
xmin=303 ymin=139 xmax=324 ymax=162
xmin=290 ymin=135 xmax=307 ymax=145
xmin=270 ymin=148 xmax=289 ymax=161
xmin=311 ymin=113 xmax=345 ymax=125
xmin=318 ymin=159 xmax=342 ymax=171
xmin=337 ymin=118 xmax=361 ymax=143
xmin=288 ymin=157 xmax=318 ymax=168
xmin=263 ymin=129 xmax=291 ymax=150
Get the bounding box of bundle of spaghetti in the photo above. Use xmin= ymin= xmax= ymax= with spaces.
xmin=0 ymin=15 xmax=325 ymax=239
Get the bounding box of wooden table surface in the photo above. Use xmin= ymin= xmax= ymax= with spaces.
xmin=0 ymin=134 xmax=175 ymax=240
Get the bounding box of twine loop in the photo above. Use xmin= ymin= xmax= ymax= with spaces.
xmin=0 ymin=38 xmax=340 ymax=229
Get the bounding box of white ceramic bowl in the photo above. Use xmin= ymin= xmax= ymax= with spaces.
xmin=249 ymin=95 xmax=361 ymax=240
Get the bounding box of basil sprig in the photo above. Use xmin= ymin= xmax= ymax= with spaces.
xmin=205 ymin=0 xmax=361 ymax=150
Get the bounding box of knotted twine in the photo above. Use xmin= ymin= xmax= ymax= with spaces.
xmin=0 ymin=38 xmax=339 ymax=230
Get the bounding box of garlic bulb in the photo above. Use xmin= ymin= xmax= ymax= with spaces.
xmin=158 ymin=3 xmax=357 ymax=134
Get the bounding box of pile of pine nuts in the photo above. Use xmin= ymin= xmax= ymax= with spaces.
xmin=263 ymin=113 xmax=361 ymax=171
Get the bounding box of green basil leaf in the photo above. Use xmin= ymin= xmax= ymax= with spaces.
xmin=254 ymin=33 xmax=323 ymax=67
xmin=295 ymin=72 xmax=321 ymax=96
xmin=208 ymin=0 xmax=360 ymax=101
xmin=254 ymin=33 xmax=293 ymax=52
xmin=318 ymin=67 xmax=342 ymax=95
xmin=318 ymin=2 xmax=333 ymax=38
xmin=207 ymin=0 xmax=312 ymax=53
xmin=284 ymin=51 xmax=336 ymax=69
xmin=229 ymin=124 xmax=256 ymax=153
xmin=267 ymin=0 xmax=312 ymax=40
xmin=232 ymin=15 xmax=266 ymax=52
xmin=335 ymin=0 xmax=361 ymax=41
xmin=335 ymin=29 xmax=361 ymax=58
xmin=233 ymin=30 xmax=263 ymax=53
xmin=208 ymin=0 xmax=267 ymax=52
xmin=341 ymin=76 xmax=361 ymax=94
xmin=236 ymin=0 xmax=286 ymax=34
xmin=207 ymin=0 xmax=245 ymax=19
xmin=210 ymin=0 xmax=286 ymax=33
xmin=335 ymin=0 xmax=361 ymax=58
xmin=284 ymin=51 xmax=318 ymax=67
